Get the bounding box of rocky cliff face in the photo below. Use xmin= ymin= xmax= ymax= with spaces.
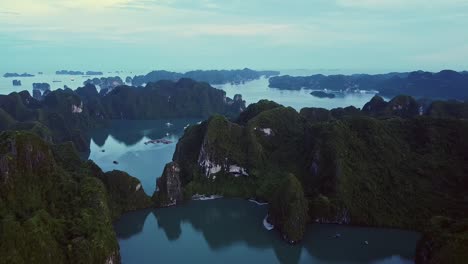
xmin=94 ymin=168 xmax=152 ymax=218
xmin=363 ymin=95 xmax=421 ymax=117
xmin=152 ymin=162 xmax=183 ymax=207
xmin=197 ymin=135 xmax=249 ymax=179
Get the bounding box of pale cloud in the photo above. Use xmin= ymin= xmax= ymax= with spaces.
xmin=411 ymin=45 xmax=468 ymax=64
xmin=0 ymin=0 xmax=134 ymax=13
xmin=0 ymin=0 xmax=467 ymax=71
xmin=336 ymin=0 xmax=468 ymax=9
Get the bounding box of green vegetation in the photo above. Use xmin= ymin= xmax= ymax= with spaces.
xmin=164 ymin=96 xmax=468 ymax=261
xmin=269 ymin=174 xmax=308 ymax=243
xmin=0 ymin=131 xmax=151 ymax=264
xmin=0 ymin=79 xmax=245 ymax=153
xmin=416 ymin=217 xmax=468 ymax=264
xmin=269 ymin=70 xmax=468 ymax=100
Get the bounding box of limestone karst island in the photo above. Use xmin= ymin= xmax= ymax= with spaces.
xmin=1 ymin=1 xmax=467 ymax=263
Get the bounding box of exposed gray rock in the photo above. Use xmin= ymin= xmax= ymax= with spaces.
xmin=153 ymin=162 xmax=183 ymax=207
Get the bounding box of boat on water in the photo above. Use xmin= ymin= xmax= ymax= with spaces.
xmin=165 ymin=122 xmax=173 ymax=127
xmin=144 ymin=138 xmax=173 ymax=145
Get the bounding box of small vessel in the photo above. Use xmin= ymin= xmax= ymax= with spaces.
xmin=166 ymin=133 xmax=170 ymax=137
xmin=144 ymin=138 xmax=173 ymax=145
xmin=334 ymin=233 xmax=341 ymax=238
xmin=52 ymin=80 xmax=62 ymax=83
xmin=364 ymin=240 xmax=369 ymax=245
xmin=71 ymin=78 xmax=75 ymax=81
xmin=113 ymin=161 xmax=119 ymax=164
xmin=165 ymin=122 xmax=173 ymax=127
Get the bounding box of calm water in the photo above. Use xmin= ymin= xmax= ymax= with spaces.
xmin=115 ymin=199 xmax=420 ymax=264
xmin=91 ymin=118 xmax=420 ymax=264
xmin=0 ymin=71 xmax=135 ymax=95
xmin=1 ymin=70 xmax=379 ymax=112
xmin=215 ymin=77 xmax=378 ymax=111
xmin=88 ymin=119 xmax=201 ymax=195
xmin=81 ymin=76 xmax=415 ymax=264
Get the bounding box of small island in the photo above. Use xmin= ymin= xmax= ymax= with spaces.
xmin=33 ymin=83 xmax=51 ymax=91
xmin=56 ymin=70 xmax=85 ymax=75
xmin=86 ymin=71 xmax=103 ymax=76
xmin=84 ymin=76 xmax=124 ymax=90
xmin=269 ymin=70 xmax=468 ymax=100
xmin=310 ymin=91 xmax=336 ymax=98
xmin=3 ymin=72 xmax=35 ymax=78
xmin=132 ymin=68 xmax=280 ymax=86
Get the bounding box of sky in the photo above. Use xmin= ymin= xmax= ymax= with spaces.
xmin=1 ymin=0 xmax=468 ymax=73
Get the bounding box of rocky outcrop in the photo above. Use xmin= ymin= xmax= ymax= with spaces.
xmin=71 ymin=102 xmax=83 ymax=113
xmin=195 ymin=115 xmax=250 ymax=179
xmin=363 ymin=95 xmax=420 ymax=117
xmin=94 ymin=168 xmax=152 ymax=218
xmin=32 ymin=89 xmax=43 ymax=101
xmin=3 ymin=73 xmax=34 ymax=78
xmin=152 ymin=162 xmax=183 ymax=207
xmin=86 ymin=71 xmax=103 ymax=76
xmin=269 ymin=174 xmax=308 ymax=244
xmin=84 ymin=76 xmax=124 ymax=91
xmin=132 ymin=68 xmax=280 ymax=86
xmin=310 ymin=91 xmax=335 ymax=98
xmin=56 ymin=70 xmax=84 ymax=75
xmin=32 ymin=83 xmax=51 ymax=91
xmin=269 ymin=70 xmax=468 ymax=100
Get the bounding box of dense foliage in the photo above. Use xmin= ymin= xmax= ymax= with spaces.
xmin=269 ymin=174 xmax=308 ymax=243
xmin=0 ymin=131 xmax=151 ymax=264
xmin=160 ymin=96 xmax=468 ymax=262
xmin=269 ymin=70 xmax=468 ymax=100
xmin=0 ymin=79 xmax=245 ymax=153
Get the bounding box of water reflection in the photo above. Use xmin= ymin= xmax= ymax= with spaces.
xmin=115 ymin=199 xmax=419 ymax=264
xmin=114 ymin=209 xmax=152 ymax=240
xmin=88 ymin=119 xmax=200 ymax=194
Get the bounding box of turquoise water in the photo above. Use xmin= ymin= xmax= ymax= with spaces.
xmin=214 ymin=77 xmax=378 ymax=111
xmin=1 ymin=70 xmax=379 ymax=112
xmin=0 ymin=71 xmax=134 ymax=95
xmin=90 ymin=118 xmax=420 ymax=264
xmin=115 ymin=199 xmax=420 ymax=264
xmin=84 ymin=78 xmax=416 ymax=264
xmin=88 ymin=119 xmax=201 ymax=195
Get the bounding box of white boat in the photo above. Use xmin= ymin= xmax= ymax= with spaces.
xmin=165 ymin=122 xmax=173 ymax=127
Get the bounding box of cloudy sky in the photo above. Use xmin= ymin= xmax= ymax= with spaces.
xmin=1 ymin=0 xmax=468 ymax=73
